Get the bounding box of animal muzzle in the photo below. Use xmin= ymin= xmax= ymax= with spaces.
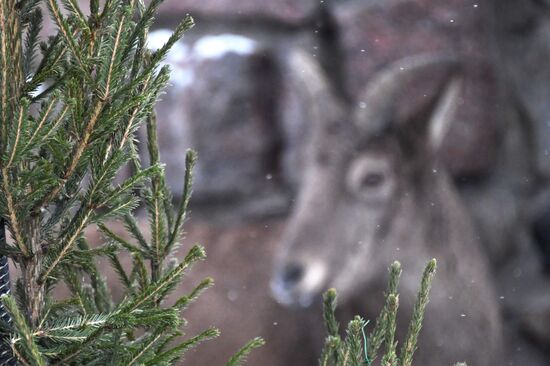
xmin=270 ymin=260 xmax=328 ymax=308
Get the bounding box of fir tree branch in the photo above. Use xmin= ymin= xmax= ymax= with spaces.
xmin=9 ymin=2 xmax=23 ymax=97
xmin=98 ymin=223 xmax=146 ymax=256
xmin=46 ymin=0 xmax=87 ymax=72
xmin=60 ymin=0 xmax=89 ymax=35
xmin=145 ymin=113 xmax=165 ymax=282
xmin=1 ymin=169 xmax=29 ymax=256
xmin=225 ymin=337 xmax=266 ymax=366
xmin=131 ymin=252 xmax=150 ymax=291
xmin=40 ymin=209 xmax=94 ymax=283
xmin=103 ymin=11 xmax=127 ymax=98
xmin=319 ymin=336 xmax=341 ymax=366
xmin=1 ymin=295 xmax=45 ymax=366
xmin=166 ymin=150 xmax=197 ymax=256
xmin=174 ymin=277 xmax=214 ymax=310
xmin=4 ymin=101 xmax=26 ymax=168
xmin=320 ymin=288 xmax=341 ymax=365
xmin=117 ymin=73 xmax=152 ymax=150
xmin=0 ymin=1 xmax=9 ymax=145
xmin=26 ymin=31 xmax=74 ymax=98
xmin=323 ymin=288 xmax=340 ymax=337
xmin=126 ymin=332 xmax=163 ymax=366
xmin=399 ymin=259 xmax=436 ymax=366
xmin=23 ymin=9 xmax=42 ymax=75
xmin=381 ymin=295 xmax=398 ymax=366
xmin=144 ymin=328 xmax=220 ymax=366
xmin=50 ymin=326 xmax=106 ymax=365
xmin=107 ymin=253 xmax=132 ymax=290
xmin=24 ymin=97 xmax=57 ymax=150
xmin=123 ymin=215 xmax=150 ymax=252
xmin=10 ymin=343 xmax=32 ymax=366
xmin=121 ymin=245 xmax=206 ymax=312
xmin=33 ymin=100 xmax=103 ymax=212
xmin=342 ymin=317 xmax=366 ymax=366
xmin=368 ymin=261 xmax=401 ymax=363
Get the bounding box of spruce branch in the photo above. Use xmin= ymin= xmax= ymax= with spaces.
xmin=143 ymin=327 xmax=220 ymax=366
xmin=23 ymin=8 xmax=43 ymax=76
xmin=1 ymin=295 xmax=45 ymax=366
xmin=123 ymin=214 xmax=150 ymax=251
xmin=381 ymin=295 xmax=398 ymax=366
xmin=60 ymin=0 xmax=89 ymax=35
xmin=319 ymin=288 xmax=341 ymax=366
xmin=319 ymin=336 xmax=341 ymax=366
xmin=225 ymin=337 xmax=266 ymax=366
xmin=399 ymin=259 xmax=436 ymax=366
xmin=107 ymin=252 xmax=133 ymax=290
xmin=342 ymin=317 xmax=367 ymax=366
xmin=368 ymin=261 xmax=401 ymax=363
xmin=120 ymin=245 xmax=206 ymax=313
xmin=320 ymin=260 xmax=443 ymax=366
xmin=174 ymin=277 xmax=214 ymax=310
xmin=45 ymin=0 xmax=87 ymax=72
xmin=125 ymin=331 xmax=164 ymax=366
xmin=4 ymin=98 xmax=29 ymax=169
xmin=166 ymin=149 xmax=197 ymax=256
xmin=323 ymin=288 xmax=340 ymax=337
xmin=0 ymin=0 xmax=11 ymax=142
xmin=33 ymin=100 xmax=104 ymax=212
xmin=0 ymin=221 xmax=15 ymax=366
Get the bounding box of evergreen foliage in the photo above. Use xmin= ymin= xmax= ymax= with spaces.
xmin=319 ymin=260 xmax=468 ymax=366
xmin=0 ymin=0 xmax=262 ymax=364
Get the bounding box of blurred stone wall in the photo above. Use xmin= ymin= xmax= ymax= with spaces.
xmin=150 ymin=0 xmax=510 ymax=223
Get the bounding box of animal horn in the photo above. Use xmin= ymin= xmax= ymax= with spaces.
xmin=286 ymin=50 xmax=343 ymax=126
xmin=429 ymin=76 xmax=462 ymax=149
xmin=354 ymin=53 xmax=459 ymax=137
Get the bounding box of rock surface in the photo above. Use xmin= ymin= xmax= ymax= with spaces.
xmin=146 ymin=32 xmax=283 ymax=206
xmin=333 ymin=0 xmax=499 ymax=177
xmin=159 ymin=0 xmax=319 ymax=24
xmin=496 ymin=0 xmax=550 ymax=178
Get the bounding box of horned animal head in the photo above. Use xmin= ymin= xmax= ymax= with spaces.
xmin=271 ymin=51 xmax=461 ymax=307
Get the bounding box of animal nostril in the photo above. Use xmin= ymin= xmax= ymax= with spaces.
xmin=281 ymin=263 xmax=304 ymax=287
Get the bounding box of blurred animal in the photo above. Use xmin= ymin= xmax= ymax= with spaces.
xmin=271 ymin=51 xmax=505 ymax=365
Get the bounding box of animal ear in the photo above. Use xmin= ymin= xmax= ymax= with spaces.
xmin=353 ymin=54 xmax=460 ymax=141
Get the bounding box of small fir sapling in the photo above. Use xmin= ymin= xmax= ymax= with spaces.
xmin=0 ymin=0 xmax=263 ymax=364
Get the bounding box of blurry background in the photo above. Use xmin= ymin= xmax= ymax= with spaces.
xmin=45 ymin=0 xmax=550 ymax=364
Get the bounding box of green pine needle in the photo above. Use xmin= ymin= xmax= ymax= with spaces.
xmin=399 ymin=259 xmax=437 ymax=366
xmin=319 ymin=260 xmax=444 ymax=366
xmin=0 ymin=2 xmax=261 ymax=364
xmin=225 ymin=337 xmax=266 ymax=366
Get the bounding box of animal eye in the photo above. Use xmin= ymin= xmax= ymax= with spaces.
xmin=359 ymin=172 xmax=384 ymax=188
xmin=347 ymin=156 xmax=395 ymax=202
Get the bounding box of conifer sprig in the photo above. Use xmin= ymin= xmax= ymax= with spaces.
xmin=367 ymin=261 xmax=401 ymax=363
xmin=399 ymin=259 xmax=436 ymax=366
xmin=225 ymin=337 xmax=267 ymax=366
xmin=319 ymin=260 xmax=452 ymax=366
xmin=0 ymin=0 xmax=263 ymax=364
